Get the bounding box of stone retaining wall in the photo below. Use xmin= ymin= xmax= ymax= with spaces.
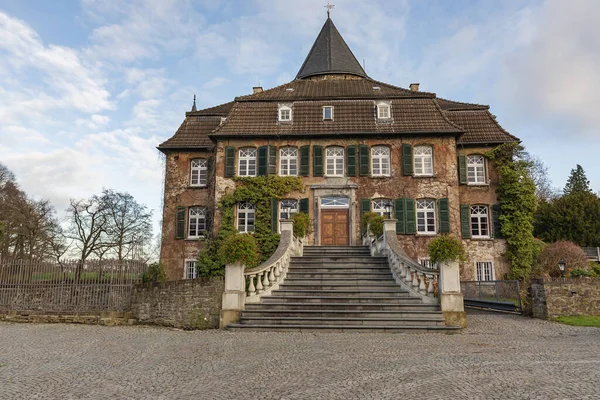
xmin=131 ymin=277 xmax=224 ymax=329
xmin=531 ymin=277 xmax=600 ymax=319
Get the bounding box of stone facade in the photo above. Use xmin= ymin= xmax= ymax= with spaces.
xmin=131 ymin=277 xmax=224 ymax=329
xmin=531 ymin=277 xmax=600 ymax=319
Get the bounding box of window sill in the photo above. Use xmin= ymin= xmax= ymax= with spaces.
xmin=413 ymin=174 xmax=435 ymax=178
xmin=416 ymin=232 xmax=437 ymax=236
xmin=466 ymin=183 xmax=489 ymax=187
xmin=188 ymin=185 xmax=208 ymax=189
xmin=471 ymin=237 xmax=494 ymax=241
xmin=185 ymin=237 xmax=204 ymax=241
xmin=370 ymin=175 xmax=391 ymax=179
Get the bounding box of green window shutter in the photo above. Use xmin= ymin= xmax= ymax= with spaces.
xmin=402 ymin=144 xmax=413 ymax=176
xmin=175 ymin=206 xmax=186 ymax=239
xmin=359 ymin=198 xmax=371 ymax=218
xmin=268 ymin=145 xmax=277 ymax=175
xmin=359 ymin=144 xmax=370 ymax=176
xmin=492 ymin=204 xmax=502 ymax=238
xmin=300 ymin=146 xmax=310 ymax=176
xmin=404 ymin=198 xmax=416 ymax=234
xmin=299 ymin=198 xmax=309 ymax=214
xmin=271 ymin=197 xmax=278 ymax=232
xmin=205 ymin=209 xmax=212 ymax=234
xmin=258 ymin=145 xmax=268 ymax=176
xmin=224 ymin=146 xmax=235 ymax=177
xmin=346 ymin=145 xmax=357 ymax=177
xmin=207 ymin=157 xmax=213 ymax=181
xmin=460 ymin=204 xmax=471 ymax=239
xmin=394 ymin=199 xmax=405 ymax=234
xmin=313 ymin=145 xmax=323 ymax=177
xmin=459 ymin=155 xmax=467 ymax=184
xmin=438 ymin=198 xmax=450 ymax=234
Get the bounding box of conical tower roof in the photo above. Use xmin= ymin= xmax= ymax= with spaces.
xmin=296 ymin=17 xmax=368 ymax=80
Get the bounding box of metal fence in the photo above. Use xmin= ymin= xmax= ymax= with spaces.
xmin=0 ymin=259 xmax=148 ymax=313
xmin=461 ymin=280 xmax=523 ymax=314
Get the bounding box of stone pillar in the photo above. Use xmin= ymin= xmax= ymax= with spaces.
xmin=439 ymin=260 xmax=466 ymax=327
xmin=220 ymin=262 xmax=246 ymax=328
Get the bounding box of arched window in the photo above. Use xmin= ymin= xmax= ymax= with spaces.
xmin=238 ymin=148 xmax=257 ymax=177
xmin=416 ymin=199 xmax=436 ymax=234
xmin=279 ymin=199 xmax=298 ymax=220
xmin=371 ymin=146 xmax=390 ymax=176
xmin=325 ymin=146 xmax=344 ymax=177
xmin=470 ymin=205 xmax=489 ymax=238
xmin=237 ymin=201 xmax=255 ymax=233
xmin=414 ymin=146 xmax=433 ymax=176
xmin=372 ymin=199 xmax=393 ymax=218
xmin=188 ymin=207 xmax=207 ymax=238
xmin=190 ymin=159 xmax=208 ymax=186
xmin=467 ymin=155 xmax=486 ymax=184
xmin=280 ymin=147 xmax=298 ymax=176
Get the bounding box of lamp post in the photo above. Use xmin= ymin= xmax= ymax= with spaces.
xmin=558 ymin=259 xmax=566 ymax=278
xmin=282 ymin=205 xmax=292 ymax=220
xmin=385 ymin=203 xmax=393 ymax=219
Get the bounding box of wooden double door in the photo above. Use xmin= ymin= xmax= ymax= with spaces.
xmin=321 ymin=209 xmax=349 ymax=246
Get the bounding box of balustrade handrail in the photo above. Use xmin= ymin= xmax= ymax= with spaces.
xmin=384 ymin=230 xmax=439 ymax=274
xmin=244 ymin=230 xmax=296 ymax=275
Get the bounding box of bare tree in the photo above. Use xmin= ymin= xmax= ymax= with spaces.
xmin=523 ymin=153 xmax=556 ymax=201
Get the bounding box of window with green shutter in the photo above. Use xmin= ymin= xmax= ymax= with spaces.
xmin=458 ymin=155 xmax=467 ymax=184
xmin=402 ymin=144 xmax=413 ymax=176
xmin=438 ymin=198 xmax=450 ymax=233
xmin=359 ymin=144 xmax=370 ymax=176
xmin=492 ymin=204 xmax=502 ymax=238
xmin=300 ymin=146 xmax=310 ymax=176
xmin=258 ymin=145 xmax=268 ymax=176
xmin=268 ymin=145 xmax=277 ymax=175
xmin=313 ymin=145 xmax=323 ymax=176
xmin=299 ymin=198 xmax=309 ymax=214
xmin=346 ymin=145 xmax=357 ymax=176
xmin=175 ymin=206 xmax=186 ymax=239
xmin=404 ymin=198 xmax=416 ymax=234
xmin=460 ymin=204 xmax=471 ymax=239
xmin=224 ymin=146 xmax=235 ymax=177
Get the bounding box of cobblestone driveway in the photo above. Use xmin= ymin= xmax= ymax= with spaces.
xmin=0 ymin=313 xmax=598 ymax=399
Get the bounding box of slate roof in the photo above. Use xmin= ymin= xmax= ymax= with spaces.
xmin=296 ymin=18 xmax=367 ymax=79
xmin=212 ymin=98 xmax=462 ymax=137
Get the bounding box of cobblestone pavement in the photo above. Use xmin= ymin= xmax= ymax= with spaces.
xmin=0 ymin=313 xmax=599 ymax=400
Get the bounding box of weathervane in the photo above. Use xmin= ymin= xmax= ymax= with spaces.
xmin=325 ymin=2 xmax=335 ymax=18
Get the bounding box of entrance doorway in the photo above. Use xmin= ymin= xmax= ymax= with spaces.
xmin=320 ymin=196 xmax=350 ymax=246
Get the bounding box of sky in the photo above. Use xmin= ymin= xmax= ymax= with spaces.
xmin=1 ymin=0 xmax=599 ymax=235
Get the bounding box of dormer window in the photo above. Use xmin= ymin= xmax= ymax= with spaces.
xmin=323 ymin=106 xmax=334 ymax=120
xmin=377 ymin=102 xmax=391 ymax=120
xmin=278 ymin=105 xmax=292 ymax=122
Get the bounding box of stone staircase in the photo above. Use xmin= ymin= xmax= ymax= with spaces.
xmin=228 ymin=246 xmax=460 ymax=333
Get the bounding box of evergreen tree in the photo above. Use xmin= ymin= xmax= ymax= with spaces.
xmin=563 ymin=164 xmax=591 ymax=195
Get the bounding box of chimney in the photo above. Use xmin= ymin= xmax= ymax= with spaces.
xmin=410 ymin=83 xmax=420 ymax=92
xmin=253 ymin=86 xmax=263 ymax=94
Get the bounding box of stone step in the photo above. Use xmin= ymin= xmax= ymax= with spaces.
xmin=285 ymin=272 xmax=394 ymax=279
xmin=240 ymin=309 xmax=443 ymax=318
xmin=272 ymin=290 xmax=410 ymax=297
xmin=301 ymin=250 xmax=372 ymax=255
xmin=283 ymin=278 xmax=398 ymax=285
xmin=279 ymin=283 xmax=403 ymax=291
xmin=292 ymin=257 xmax=387 ymax=262
xmin=239 ymin=316 xmax=446 ymax=327
xmin=261 ymin=296 xmax=422 ymax=304
xmin=227 ymin=324 xmax=460 ymax=333
xmin=288 ymin=266 xmax=391 ymax=273
xmin=245 ymin=302 xmax=439 ymax=311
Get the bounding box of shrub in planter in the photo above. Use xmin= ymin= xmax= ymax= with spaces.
xmin=142 ymin=262 xmax=167 ymax=283
xmin=361 ymin=212 xmax=384 ymax=237
xmin=532 ymin=240 xmax=589 ymax=277
xmin=428 ymin=235 xmax=466 ymax=265
xmin=218 ymin=233 xmax=261 ymax=269
xmin=291 ymin=212 xmax=312 ymax=238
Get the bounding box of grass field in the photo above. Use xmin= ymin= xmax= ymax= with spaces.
xmin=553 ymin=315 xmax=600 ymax=327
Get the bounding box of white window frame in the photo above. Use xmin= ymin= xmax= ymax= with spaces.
xmin=325 ymin=146 xmax=345 ymax=177
xmin=376 ymin=102 xmax=391 ymax=120
xmin=371 ymin=146 xmax=391 ymax=177
xmin=190 ymin=159 xmax=208 ymax=187
xmin=184 ymin=259 xmax=197 ymax=280
xmin=278 ymin=105 xmax=292 ymax=122
xmin=238 ymin=148 xmax=257 ymax=177
xmin=279 ymin=147 xmax=298 ymax=176
xmin=237 ymin=201 xmax=255 ymax=233
xmin=416 ymin=199 xmax=436 ymax=234
xmin=372 ymin=199 xmax=393 ymax=218
xmin=414 ymin=146 xmax=433 ymax=176
xmin=475 ymin=261 xmax=495 ymax=282
xmin=323 ymin=106 xmax=334 ymax=120
xmin=470 ymin=205 xmax=490 ymax=238
xmin=467 ymin=155 xmax=486 ymax=184
xmin=320 ymin=196 xmax=350 ymax=208
xmin=188 ymin=207 xmax=207 ymax=239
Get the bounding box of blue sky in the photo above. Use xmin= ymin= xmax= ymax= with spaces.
xmin=1 ymin=0 xmax=599 ymax=234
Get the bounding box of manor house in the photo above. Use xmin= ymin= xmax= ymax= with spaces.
xmin=158 ymin=17 xmax=518 ymax=282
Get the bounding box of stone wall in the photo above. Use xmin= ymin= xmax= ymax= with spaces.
xmin=531 ymin=277 xmax=600 ymax=319
xmin=131 ymin=277 xmax=224 ymax=329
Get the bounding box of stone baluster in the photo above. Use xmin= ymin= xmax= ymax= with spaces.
xmin=418 ymin=272 xmax=427 ymax=294
xmin=411 ymin=268 xmax=419 ymax=288
xmin=256 ymin=272 xmax=264 ymax=293
xmin=248 ymin=274 xmax=257 ymax=296
xmin=274 ymin=261 xmax=281 ymax=278
xmin=268 ymin=266 xmax=275 ymax=284
xmin=262 ymin=269 xmax=270 ymax=290
xmin=399 ymin=262 xmax=407 ymax=279
xmin=426 ymin=274 xmax=434 ymax=295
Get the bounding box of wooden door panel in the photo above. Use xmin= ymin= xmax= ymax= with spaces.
xmin=334 ymin=210 xmax=349 ymax=245
xmin=321 ymin=211 xmax=335 ymax=245
xmin=321 ymin=210 xmax=349 ymax=246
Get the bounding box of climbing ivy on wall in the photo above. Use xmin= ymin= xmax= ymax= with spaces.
xmin=486 ymin=143 xmax=537 ymax=280
xmin=197 ymin=176 xmax=304 ymax=277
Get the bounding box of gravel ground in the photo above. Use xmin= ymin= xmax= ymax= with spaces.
xmin=0 ymin=312 xmax=598 ymax=400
